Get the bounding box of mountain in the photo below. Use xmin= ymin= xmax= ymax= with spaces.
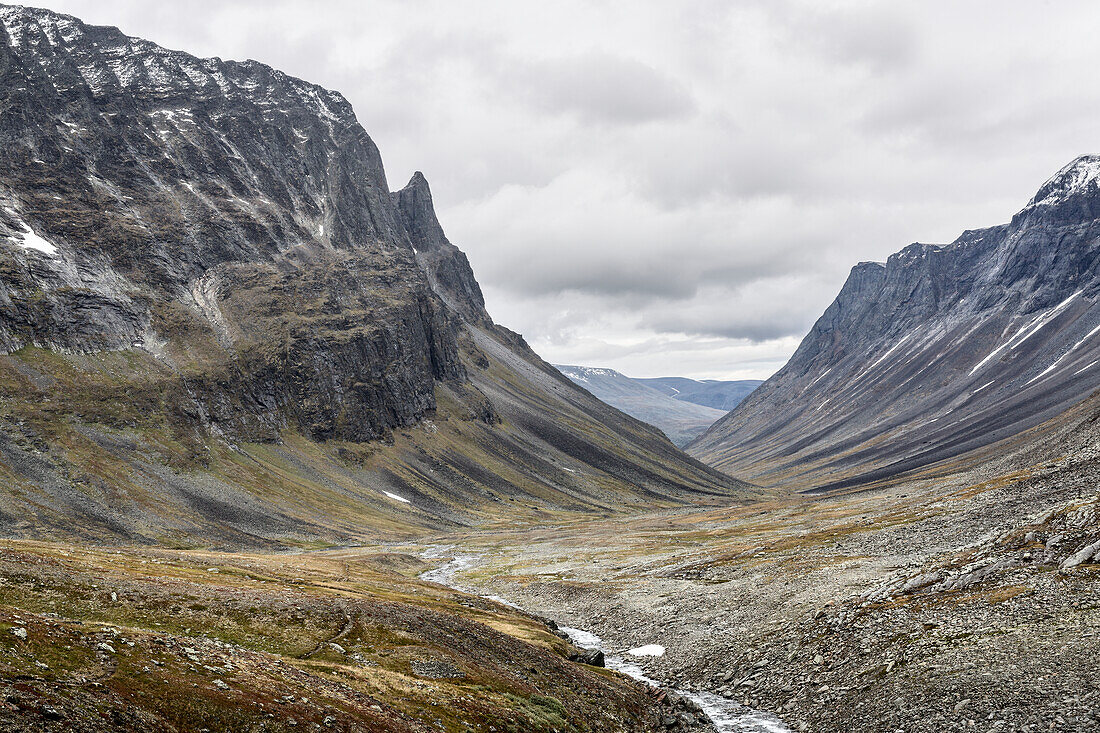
xmin=0 ymin=4 xmax=750 ymax=545
xmin=554 ymin=366 xmax=727 ymax=446
xmin=633 ymin=376 xmax=763 ymax=411
xmin=690 ymin=155 xmax=1100 ymax=491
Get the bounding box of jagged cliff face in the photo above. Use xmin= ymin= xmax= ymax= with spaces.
xmin=690 ymin=156 xmax=1100 ymax=491
xmin=0 ymin=5 xmax=747 ymax=544
xmin=0 ymin=4 xmax=467 ymax=442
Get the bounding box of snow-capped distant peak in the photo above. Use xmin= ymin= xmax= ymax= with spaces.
xmin=555 ymin=365 xmax=621 ymax=380
xmin=1027 ymin=155 xmax=1100 ymax=209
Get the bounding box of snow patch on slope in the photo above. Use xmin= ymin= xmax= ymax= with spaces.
xmin=4 ymin=213 xmax=59 ymax=256
xmin=969 ymin=291 xmax=1083 ymax=376
xmin=18 ymin=226 xmax=58 ymax=255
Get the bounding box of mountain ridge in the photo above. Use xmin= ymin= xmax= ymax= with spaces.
xmin=689 ymin=154 xmax=1100 ymax=491
xmin=634 ymin=376 xmax=763 ymax=412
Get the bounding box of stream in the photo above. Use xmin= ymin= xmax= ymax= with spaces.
xmin=419 ymin=549 xmax=790 ymax=733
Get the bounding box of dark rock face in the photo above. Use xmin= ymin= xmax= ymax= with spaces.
xmin=0 ymin=4 xmax=463 ymax=442
xmin=690 ymin=156 xmax=1100 ymax=490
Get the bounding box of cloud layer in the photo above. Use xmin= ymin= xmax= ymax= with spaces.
xmin=33 ymin=0 xmax=1100 ymax=378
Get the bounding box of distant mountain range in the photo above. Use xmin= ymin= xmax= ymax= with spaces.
xmin=633 ymin=376 xmax=763 ymax=411
xmin=690 ymin=155 xmax=1100 ymax=491
xmin=555 ymin=366 xmax=760 ymax=446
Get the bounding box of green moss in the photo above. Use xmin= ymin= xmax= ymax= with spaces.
xmin=503 ymin=693 xmax=569 ymax=731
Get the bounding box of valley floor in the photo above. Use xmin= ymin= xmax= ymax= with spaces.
xmin=429 ymin=446 xmax=1100 ymax=732
xmin=4 ymin=453 xmax=1099 ymax=732
xmin=5 ymin=409 xmax=1100 ymax=732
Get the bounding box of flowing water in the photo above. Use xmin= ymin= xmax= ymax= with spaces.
xmin=419 ymin=549 xmax=790 ymax=733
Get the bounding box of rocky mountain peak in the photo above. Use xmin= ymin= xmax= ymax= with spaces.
xmin=1028 ymin=154 xmax=1100 ymax=208
xmin=393 ymin=171 xmax=446 ymax=251
xmin=392 ymin=171 xmax=488 ymax=322
xmin=1014 ymin=154 xmax=1100 ymax=227
xmin=405 ymin=170 xmax=430 ymax=192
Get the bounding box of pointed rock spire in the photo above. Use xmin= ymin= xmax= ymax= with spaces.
xmin=391 ymin=172 xmax=489 ymax=323
xmin=393 ymin=171 xmax=448 ymax=252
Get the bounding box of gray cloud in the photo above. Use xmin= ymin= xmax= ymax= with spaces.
xmin=30 ymin=0 xmax=1100 ymax=378
xmin=784 ymin=4 xmax=917 ymax=73
xmin=637 ymin=278 xmax=838 ymax=342
xmin=508 ymin=53 xmax=696 ymax=124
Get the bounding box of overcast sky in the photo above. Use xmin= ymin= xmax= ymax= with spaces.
xmin=32 ymin=0 xmax=1100 ymax=378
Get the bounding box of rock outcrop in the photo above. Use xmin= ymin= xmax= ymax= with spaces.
xmin=392 ymin=171 xmax=488 ymax=324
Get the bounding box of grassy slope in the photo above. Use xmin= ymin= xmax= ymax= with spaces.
xmin=0 ymin=540 xmax=676 ymax=732
xmin=0 ymin=319 xmax=758 ymax=547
